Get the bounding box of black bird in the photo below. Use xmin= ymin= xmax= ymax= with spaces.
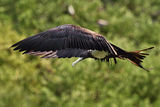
xmin=11 ymin=24 xmax=154 ymax=71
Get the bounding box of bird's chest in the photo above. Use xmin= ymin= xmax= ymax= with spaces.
xmin=90 ymin=50 xmax=109 ymax=59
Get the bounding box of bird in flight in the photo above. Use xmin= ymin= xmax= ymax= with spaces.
xmin=11 ymin=24 xmax=154 ymax=71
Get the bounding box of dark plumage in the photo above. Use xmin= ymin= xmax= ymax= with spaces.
xmin=11 ymin=24 xmax=154 ymax=71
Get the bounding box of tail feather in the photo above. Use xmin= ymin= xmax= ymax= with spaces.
xmin=125 ymin=47 xmax=154 ymax=71
xmin=111 ymin=44 xmax=154 ymax=71
xmin=126 ymin=51 xmax=150 ymax=71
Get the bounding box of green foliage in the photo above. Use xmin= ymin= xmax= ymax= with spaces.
xmin=0 ymin=0 xmax=160 ymax=106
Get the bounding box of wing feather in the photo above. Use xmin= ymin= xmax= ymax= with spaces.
xmin=11 ymin=24 xmax=116 ymax=57
xmin=40 ymin=49 xmax=89 ymax=58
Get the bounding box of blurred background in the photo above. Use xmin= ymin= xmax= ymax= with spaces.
xmin=0 ymin=0 xmax=160 ymax=106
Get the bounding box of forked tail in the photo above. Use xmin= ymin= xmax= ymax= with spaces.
xmin=111 ymin=44 xmax=154 ymax=71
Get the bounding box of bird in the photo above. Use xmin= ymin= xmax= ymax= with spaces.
xmin=11 ymin=24 xmax=154 ymax=71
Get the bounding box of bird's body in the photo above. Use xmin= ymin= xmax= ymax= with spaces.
xmin=91 ymin=50 xmax=109 ymax=59
xmin=11 ymin=24 xmax=154 ymax=71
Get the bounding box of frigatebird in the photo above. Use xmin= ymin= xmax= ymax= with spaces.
xmin=11 ymin=24 xmax=154 ymax=71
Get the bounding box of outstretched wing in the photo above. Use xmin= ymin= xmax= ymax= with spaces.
xmin=11 ymin=24 xmax=117 ymax=58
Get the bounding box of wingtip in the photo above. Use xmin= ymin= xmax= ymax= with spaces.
xmin=10 ymin=42 xmax=19 ymax=47
xmin=148 ymin=46 xmax=154 ymax=50
xmin=144 ymin=46 xmax=155 ymax=51
xmin=141 ymin=66 xmax=150 ymax=72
